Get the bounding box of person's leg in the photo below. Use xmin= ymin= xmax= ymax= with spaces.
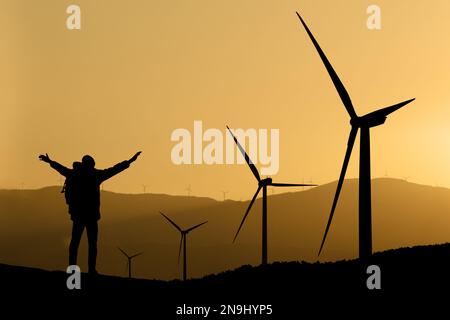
xmin=86 ymin=220 xmax=98 ymax=273
xmin=69 ymin=220 xmax=85 ymax=266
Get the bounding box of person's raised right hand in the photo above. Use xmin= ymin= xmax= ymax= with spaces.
xmin=39 ymin=153 xmax=51 ymax=163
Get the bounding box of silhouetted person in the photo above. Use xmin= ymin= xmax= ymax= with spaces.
xmin=39 ymin=151 xmax=142 ymax=274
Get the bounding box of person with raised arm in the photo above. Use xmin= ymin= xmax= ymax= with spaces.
xmin=39 ymin=151 xmax=142 ymax=274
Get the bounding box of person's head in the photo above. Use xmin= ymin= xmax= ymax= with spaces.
xmin=81 ymin=155 xmax=95 ymax=169
xmin=72 ymin=161 xmax=82 ymax=170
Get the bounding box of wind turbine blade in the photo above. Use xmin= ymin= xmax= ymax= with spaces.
xmin=130 ymin=252 xmax=143 ymax=259
xmin=226 ymin=125 xmax=261 ymax=182
xmin=271 ymin=183 xmax=318 ymax=187
xmin=160 ymin=211 xmax=182 ymax=232
xmin=318 ymin=126 xmax=358 ymax=256
xmin=186 ymin=221 xmax=208 ymax=233
xmin=366 ymin=98 xmax=415 ymax=119
xmin=118 ymin=247 xmax=130 ymax=258
xmin=233 ymin=186 xmax=262 ymax=243
xmin=178 ymin=234 xmax=184 ymax=265
xmin=296 ymin=12 xmax=357 ymax=119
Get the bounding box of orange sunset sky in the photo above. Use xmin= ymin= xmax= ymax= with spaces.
xmin=0 ymin=0 xmax=449 ymax=200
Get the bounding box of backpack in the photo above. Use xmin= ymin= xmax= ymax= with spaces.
xmin=61 ymin=162 xmax=82 ymax=205
xmin=61 ymin=176 xmax=75 ymax=205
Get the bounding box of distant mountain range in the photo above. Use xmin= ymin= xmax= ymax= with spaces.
xmin=0 ymin=178 xmax=449 ymax=280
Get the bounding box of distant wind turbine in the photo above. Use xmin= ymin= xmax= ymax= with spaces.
xmin=222 ymin=190 xmax=229 ymax=201
xmin=118 ymin=247 xmax=143 ymax=278
xmin=227 ymin=125 xmax=317 ymax=265
xmin=160 ymin=211 xmax=207 ymax=281
xmin=185 ymin=185 xmax=192 ymax=197
xmin=296 ymin=12 xmax=415 ymax=259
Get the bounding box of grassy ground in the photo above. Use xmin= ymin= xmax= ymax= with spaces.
xmin=1 ymin=243 xmax=448 ymax=316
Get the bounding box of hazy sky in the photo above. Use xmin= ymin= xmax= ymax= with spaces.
xmin=1 ymin=0 xmax=449 ymax=199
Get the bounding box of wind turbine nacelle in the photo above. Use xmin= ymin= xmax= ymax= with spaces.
xmin=351 ymin=115 xmax=387 ymax=128
xmin=259 ymin=177 xmax=273 ymax=186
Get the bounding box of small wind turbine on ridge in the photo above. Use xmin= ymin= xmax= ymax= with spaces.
xmin=118 ymin=247 xmax=143 ymax=278
xmin=160 ymin=211 xmax=207 ymax=281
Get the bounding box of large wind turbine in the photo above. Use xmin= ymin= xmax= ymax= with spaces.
xmin=296 ymin=12 xmax=415 ymax=259
xmin=160 ymin=212 xmax=207 ymax=281
xmin=118 ymin=247 xmax=143 ymax=278
xmin=226 ymin=126 xmax=317 ymax=265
